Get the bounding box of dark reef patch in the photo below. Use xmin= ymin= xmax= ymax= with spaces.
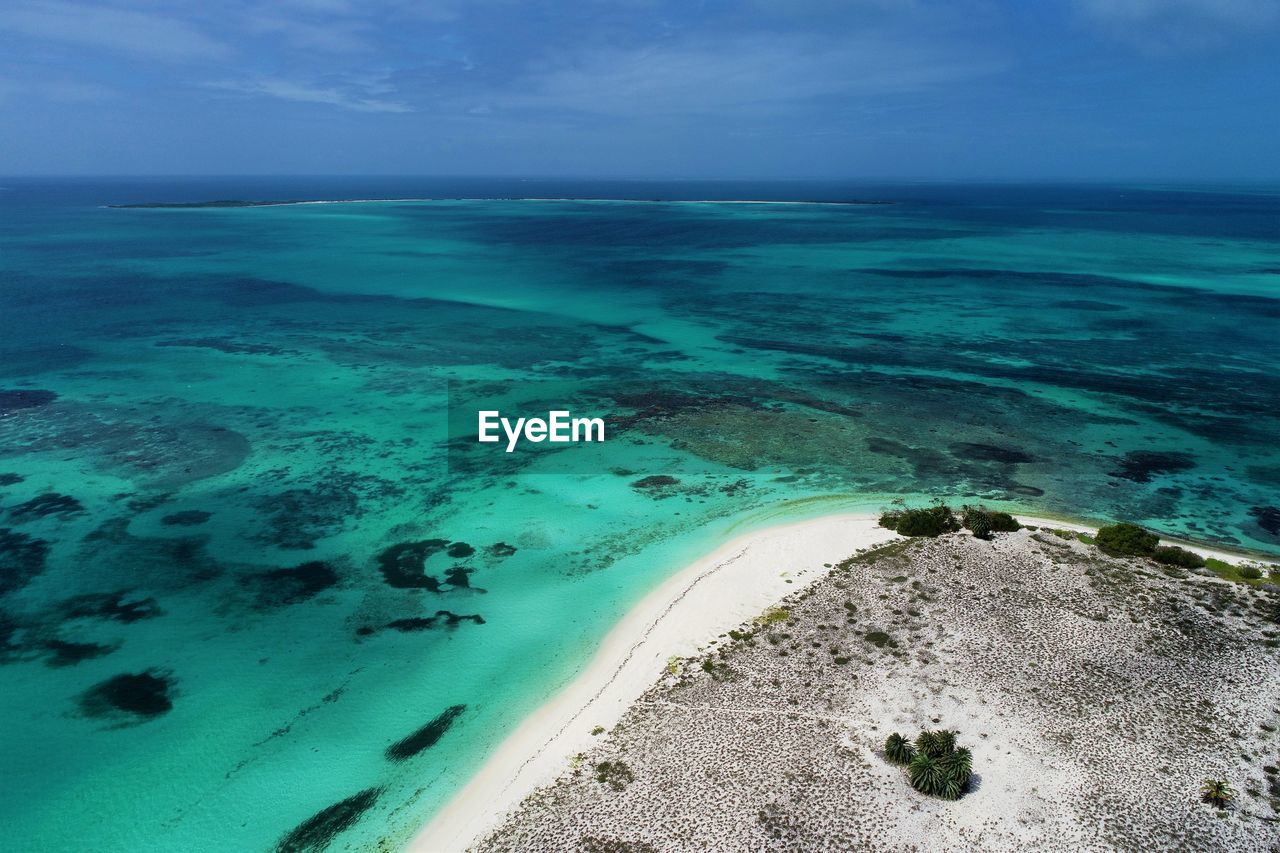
xmin=0 ymin=389 xmax=57 ymax=413
xmin=252 ymin=473 xmax=402 ymax=550
xmin=0 ymin=527 xmax=50 ymax=596
xmin=487 ymin=542 xmax=517 ymax=559
xmin=79 ymin=669 xmax=175 ymax=721
xmin=0 ymin=609 xmax=21 ymax=656
xmin=383 ymin=611 xmax=486 ymax=632
xmin=950 ymin=443 xmax=1036 ymax=464
xmin=446 ymin=542 xmax=475 ymax=559
xmin=377 ymin=539 xmax=450 ymax=590
xmin=44 ymin=638 xmax=119 ymax=667
xmin=443 ymin=567 xmax=473 ymax=588
xmin=277 ymin=787 xmax=382 ymax=853
xmin=7 ymin=492 xmax=85 ymax=522
xmin=78 ymin=518 xmax=221 ymax=591
xmin=160 ymin=510 xmax=212 ymax=526
xmin=1250 ymin=506 xmax=1280 ymax=537
xmin=608 ymin=388 xmax=762 ymax=430
xmin=62 ymin=590 xmax=162 ymax=623
xmin=253 ymin=485 xmax=356 ymax=550
xmin=377 ymin=539 xmax=488 ymax=593
xmin=1108 ymin=450 xmax=1196 ymax=483
xmin=0 ymin=473 xmax=23 ymax=486
xmin=244 ymin=561 xmax=339 ymax=608
xmin=631 ymin=475 xmax=680 ymax=490
xmin=385 ymin=704 xmax=466 ymax=761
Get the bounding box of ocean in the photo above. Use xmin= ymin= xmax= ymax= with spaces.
xmin=1 ymin=178 xmax=1277 ymax=851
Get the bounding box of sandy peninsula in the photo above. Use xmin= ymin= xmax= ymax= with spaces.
xmin=411 ymin=513 xmax=899 ymax=851
xmin=414 ymin=514 xmax=1280 ymax=852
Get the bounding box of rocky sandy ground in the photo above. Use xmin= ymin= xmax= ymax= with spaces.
xmin=475 ymin=528 xmax=1280 ymax=852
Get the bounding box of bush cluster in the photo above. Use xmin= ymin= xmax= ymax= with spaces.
xmin=961 ymin=506 xmax=1021 ymax=540
xmin=593 ymin=760 xmax=635 ymax=791
xmin=1152 ymin=544 xmax=1206 ymax=568
xmin=1094 ymin=522 xmax=1159 ymax=557
xmin=879 ymin=504 xmax=960 ymax=537
xmin=884 ymin=729 xmax=973 ymax=800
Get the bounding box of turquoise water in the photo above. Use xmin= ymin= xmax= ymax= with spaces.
xmin=1 ymin=179 xmax=1278 ymax=851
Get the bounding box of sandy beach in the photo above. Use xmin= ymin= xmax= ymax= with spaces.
xmin=412 ymin=512 xmax=1276 ymax=852
xmin=411 ymin=513 xmax=898 ymax=851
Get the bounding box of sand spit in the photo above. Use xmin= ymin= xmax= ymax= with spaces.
xmin=412 ymin=514 xmax=898 ymax=852
xmin=474 ymin=527 xmax=1280 ymax=852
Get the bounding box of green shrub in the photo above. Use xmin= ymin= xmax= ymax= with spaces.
xmin=865 ymin=631 xmax=895 ymax=648
xmin=1095 ymin=522 xmax=1159 ymax=557
xmin=962 ymin=506 xmax=1021 ymax=540
xmin=915 ymin=729 xmax=956 ymax=758
xmin=1152 ymin=545 xmax=1206 ymax=568
xmin=885 ymin=732 xmax=915 ymax=765
xmin=898 ymin=729 xmax=972 ymax=799
xmin=594 ymin=760 xmax=635 ymax=790
xmin=879 ymin=510 xmax=903 ymax=531
xmin=883 ymin=505 xmax=959 ymax=537
xmin=1201 ymin=777 xmax=1236 ymax=809
xmin=1239 ymin=566 xmax=1264 ymax=580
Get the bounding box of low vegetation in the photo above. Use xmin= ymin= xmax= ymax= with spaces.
xmin=961 ymin=506 xmax=1021 ymax=540
xmin=884 ymin=732 xmax=914 ymax=764
xmin=593 ymin=760 xmax=635 ymax=791
xmin=1095 ymin=522 xmax=1159 ymax=557
xmin=1201 ymin=777 xmax=1236 ymax=809
xmin=1152 ymin=545 xmax=1206 ymax=569
xmin=754 ymin=606 xmax=790 ymax=626
xmin=880 ymin=503 xmax=1022 ymax=540
xmin=879 ymin=504 xmax=960 ymax=537
xmin=884 ymin=729 xmax=973 ymax=800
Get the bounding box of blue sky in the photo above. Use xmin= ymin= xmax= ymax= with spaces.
xmin=1 ymin=0 xmax=1277 ymax=178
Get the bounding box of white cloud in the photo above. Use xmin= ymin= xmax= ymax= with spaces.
xmin=0 ymin=1 xmax=228 ymax=62
xmin=1078 ymin=0 xmax=1280 ymax=53
xmin=240 ymin=13 xmax=374 ymax=53
xmin=0 ymin=77 xmax=118 ymax=104
xmin=491 ymin=33 xmax=1002 ymax=119
xmin=208 ymin=78 xmax=412 ymax=113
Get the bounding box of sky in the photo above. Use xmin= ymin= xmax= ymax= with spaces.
xmin=0 ymin=0 xmax=1277 ymax=178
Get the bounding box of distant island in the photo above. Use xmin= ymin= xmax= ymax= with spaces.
xmin=108 ymin=197 xmax=897 ymax=209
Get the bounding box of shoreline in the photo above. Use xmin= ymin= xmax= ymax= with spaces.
xmin=410 ymin=513 xmax=897 ymax=852
xmin=410 ymin=510 xmax=1274 ymax=851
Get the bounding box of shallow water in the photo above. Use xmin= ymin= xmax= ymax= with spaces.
xmin=1 ymin=178 xmax=1277 ymax=851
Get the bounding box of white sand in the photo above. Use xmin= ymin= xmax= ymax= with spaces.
xmin=411 ymin=512 xmax=1271 ymax=851
xmin=410 ymin=513 xmax=897 ymax=852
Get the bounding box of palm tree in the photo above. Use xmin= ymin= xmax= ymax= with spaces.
xmin=938 ymin=747 xmax=973 ymax=798
xmin=909 ymin=752 xmax=945 ymax=797
xmin=885 ymin=733 xmax=915 ymax=765
xmin=1201 ymin=778 xmax=1235 ymax=809
xmin=915 ymin=729 xmax=956 ymax=759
